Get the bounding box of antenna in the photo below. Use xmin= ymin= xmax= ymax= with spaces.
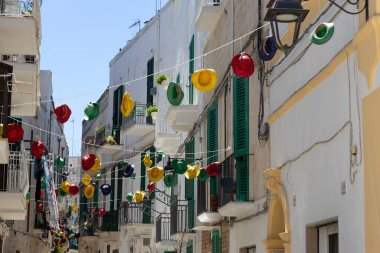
xmin=129 ymin=19 xmax=141 ymax=31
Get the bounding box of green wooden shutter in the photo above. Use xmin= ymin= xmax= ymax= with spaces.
xmin=94 ymin=184 xmax=98 ymax=208
xmin=189 ymin=35 xmax=195 ymax=104
xmin=113 ymin=86 xmax=123 ymax=127
xmin=140 ymin=152 xmax=146 ymax=191
xmin=233 ymin=77 xmax=249 ymax=156
xmin=117 ymin=165 xmax=123 ymax=205
xmin=111 ymin=168 xmax=115 ymax=211
xmin=212 ymin=228 xmax=222 ymax=253
xmin=233 ymin=77 xmax=250 ymax=201
xmin=207 ymin=102 xmax=218 ymax=196
xmin=185 ymin=138 xmax=195 ymax=229
xmin=143 ymin=146 xmax=155 ymax=223
xmin=186 ymin=241 xmax=194 ymax=253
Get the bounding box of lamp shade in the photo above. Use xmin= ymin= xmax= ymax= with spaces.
xmin=192 ymin=69 xmax=217 ymax=92
xmin=259 ymin=36 xmax=278 ymax=61
xmin=167 ymin=82 xmax=184 ymax=106
xmin=205 ymin=162 xmax=220 ymax=177
xmin=100 ymin=184 xmax=112 ymax=196
xmin=84 ymin=185 xmax=95 ymax=199
xmin=147 ymin=166 xmax=164 ymax=182
xmin=31 ymin=141 xmax=45 ymax=159
xmin=310 ymin=23 xmax=334 ymax=45
xmin=120 ymin=92 xmax=135 ymax=117
xmin=55 ymin=104 xmax=72 ymax=124
xmin=231 ymin=52 xmax=255 ymax=78
xmin=197 ymin=168 xmax=210 ymax=181
xmin=82 ymin=154 xmax=96 ymax=170
xmin=7 ymin=123 xmax=24 ymax=143
xmin=84 ymin=102 xmax=100 ymax=121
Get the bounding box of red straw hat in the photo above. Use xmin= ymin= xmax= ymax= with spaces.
xmin=147 ymin=182 xmax=155 ymax=192
xmin=55 ymin=104 xmax=72 ymax=124
xmin=205 ymin=162 xmax=221 ymax=177
xmin=7 ymin=123 xmax=24 ymax=143
xmin=82 ymin=154 xmax=96 ymax=170
xmin=231 ymin=52 xmax=255 ymax=78
xmin=31 ymin=141 xmax=46 ymax=159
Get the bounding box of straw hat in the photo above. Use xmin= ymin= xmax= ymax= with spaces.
xmin=259 ymin=36 xmax=277 ymax=61
xmin=7 ymin=123 xmax=24 ymax=143
xmin=126 ymin=192 xmax=134 ymax=202
xmin=164 ymin=173 xmax=176 ymax=187
xmin=143 ymin=153 xmax=153 ymax=167
xmin=84 ymin=185 xmax=95 ymax=199
xmin=122 ymin=163 xmax=134 ymax=178
xmin=61 ymin=181 xmax=71 ymax=193
xmin=231 ymin=52 xmax=255 ymax=78
xmin=100 ymin=184 xmax=112 ymax=196
xmin=147 ymin=166 xmax=164 ymax=182
xmin=81 ymin=173 xmax=92 ymax=186
xmin=173 ymin=159 xmax=187 ymax=174
xmin=192 ymin=69 xmax=217 ymax=92
xmin=197 ymin=168 xmax=210 ymax=181
xmin=205 ymin=162 xmax=220 ymax=177
xmin=55 ymin=104 xmax=72 ymax=124
xmin=89 ymin=156 xmax=101 ymax=172
xmin=68 ymin=184 xmax=80 ymax=196
xmin=55 ymin=156 xmax=65 ymax=169
xmin=133 ymin=191 xmax=146 ymax=203
xmin=82 ymin=154 xmax=96 ymax=170
xmin=147 ymin=182 xmax=155 ymax=192
xmin=31 ymin=141 xmax=45 ymax=159
xmin=120 ymin=92 xmax=135 ymax=117
xmin=167 ymin=82 xmax=184 ymax=106
xmin=310 ymin=23 xmax=335 ymax=45
xmin=184 ymin=164 xmax=201 ymax=180
xmin=84 ymin=102 xmax=99 ymax=121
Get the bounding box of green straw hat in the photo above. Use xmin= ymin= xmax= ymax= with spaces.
xmin=84 ymin=102 xmax=100 ymax=121
xmin=197 ymin=168 xmax=210 ymax=181
xmin=173 ymin=159 xmax=187 ymax=174
xmin=167 ymin=82 xmax=184 ymax=106
xmin=164 ymin=173 xmax=176 ymax=187
xmin=310 ymin=23 xmax=335 ymax=45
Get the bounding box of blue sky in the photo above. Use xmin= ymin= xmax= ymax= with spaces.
xmin=40 ymin=0 xmax=168 ymax=156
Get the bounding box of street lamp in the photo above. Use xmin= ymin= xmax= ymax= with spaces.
xmin=264 ymin=0 xmax=309 ymax=54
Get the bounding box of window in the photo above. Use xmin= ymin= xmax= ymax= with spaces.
xmin=107 ymin=245 xmax=111 ymax=253
xmin=307 ymin=222 xmax=338 ymax=253
xmin=207 ymin=102 xmax=218 ymax=196
xmin=24 ymin=55 xmax=36 ymax=63
xmin=186 ymin=240 xmax=194 ymax=253
xmin=185 ymin=138 xmax=195 ymax=229
xmin=212 ymin=228 xmax=222 ymax=253
xmin=113 ymin=86 xmax=123 ymax=144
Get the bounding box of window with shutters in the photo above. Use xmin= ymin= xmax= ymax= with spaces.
xmin=113 ymin=86 xmax=123 ymax=144
xmin=111 ymin=167 xmax=116 ymax=211
xmin=186 ymin=241 xmax=194 ymax=253
xmin=189 ymin=35 xmax=195 ymax=104
xmin=233 ymin=77 xmax=250 ymax=201
xmin=147 ymin=58 xmax=154 ymax=124
xmin=142 ymin=146 xmax=155 ymax=223
xmin=117 ymin=165 xmax=123 ymax=206
xmin=212 ymin=228 xmax=222 ymax=253
xmin=207 ymin=102 xmax=218 ymax=196
xmin=185 ymin=138 xmax=195 ymax=229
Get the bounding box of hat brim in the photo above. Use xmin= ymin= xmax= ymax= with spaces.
xmin=192 ymin=69 xmax=217 ymax=92
xmin=90 ymin=157 xmax=101 ymax=172
xmin=84 ymin=103 xmax=100 ymax=121
xmin=121 ymin=92 xmax=135 ymax=117
xmin=167 ymin=82 xmax=184 ymax=106
xmin=197 ymin=169 xmax=210 ymax=181
xmin=259 ymin=36 xmax=277 ymax=61
xmin=147 ymin=167 xmax=164 ymax=182
xmin=184 ymin=165 xmax=201 ymax=180
xmin=310 ymin=23 xmax=335 ymax=45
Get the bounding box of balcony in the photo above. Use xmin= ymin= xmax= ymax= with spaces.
xmin=155 ymin=214 xmax=177 ymax=248
xmin=217 ymin=155 xmax=255 ymax=218
xmin=164 ymin=105 xmax=198 ymax=132
xmin=196 ymin=181 xmax=222 ymax=225
xmin=121 ymin=103 xmax=155 ymax=137
xmin=120 ymin=202 xmax=154 ymax=235
xmin=170 ymin=200 xmax=195 ymax=241
xmin=0 ymin=149 xmax=30 ymax=220
xmin=94 ymin=124 xmax=123 ymax=156
xmin=102 ymin=210 xmax=119 ymax=232
xmin=0 ymin=0 xmax=41 ymax=55
xmin=154 ymin=123 xmax=181 ymax=154
xmin=196 ymin=0 xmax=224 ymax=32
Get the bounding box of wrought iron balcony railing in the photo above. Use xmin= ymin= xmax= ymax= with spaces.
xmin=95 ymin=124 xmax=121 ymax=146
xmin=0 ymin=149 xmax=29 ymax=194
xmin=218 ymin=154 xmax=235 ymax=207
xmin=120 ymin=202 xmax=154 ymax=225
xmin=170 ymin=200 xmax=191 ymax=235
xmin=122 ymin=102 xmax=155 ymax=129
xmin=156 ymin=213 xmax=172 ymax=243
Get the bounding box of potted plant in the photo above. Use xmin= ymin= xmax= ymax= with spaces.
xmin=156 ymin=74 xmax=170 ymax=89
xmin=146 ymin=105 xmax=159 ymax=120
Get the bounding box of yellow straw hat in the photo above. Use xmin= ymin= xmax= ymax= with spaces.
xmin=61 ymin=181 xmax=71 ymax=193
xmin=192 ymin=69 xmax=217 ymax=92
xmin=120 ymin=92 xmax=135 ymax=117
xmin=133 ymin=190 xmax=146 ymax=203
xmin=90 ymin=156 xmax=101 ymax=172
xmin=147 ymin=166 xmax=164 ymax=182
xmin=184 ymin=164 xmax=201 ymax=180
xmin=143 ymin=153 xmax=153 ymax=167
xmin=81 ymin=173 xmax=92 ymax=186
xmin=84 ymin=185 xmax=95 ymax=199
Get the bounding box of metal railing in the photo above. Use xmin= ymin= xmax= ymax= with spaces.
xmin=0 ymin=0 xmax=33 ymax=16
xmin=95 ymin=124 xmax=121 ymax=146
xmin=197 ymin=180 xmax=207 ymax=215
xmin=218 ymin=154 xmax=235 ymax=207
xmin=0 ymin=150 xmax=29 ymax=194
xmin=204 ymin=0 xmax=222 ymax=6
xmin=156 ymin=214 xmax=172 ymax=243
xmin=170 ymin=200 xmax=189 ymax=236
xmin=122 ymin=102 xmax=154 ymax=129
xmin=120 ymin=202 xmax=154 ymax=225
